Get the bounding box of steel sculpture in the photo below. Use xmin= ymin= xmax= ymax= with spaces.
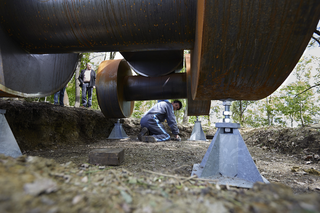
xmin=0 ymin=0 xmax=319 ymax=117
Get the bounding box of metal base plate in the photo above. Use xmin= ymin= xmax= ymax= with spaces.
xmin=191 ymin=127 xmax=269 ymax=188
xmin=192 ymin=164 xmax=269 ymax=188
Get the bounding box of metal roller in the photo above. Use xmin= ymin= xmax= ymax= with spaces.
xmin=96 ymin=57 xmax=211 ymax=117
xmin=120 ymin=50 xmax=183 ymax=77
xmin=96 ymin=59 xmax=134 ymax=118
xmin=191 ymin=0 xmax=320 ymax=101
xmin=0 ymin=0 xmax=196 ymax=53
xmin=0 ymin=0 xmax=319 ymax=104
xmin=97 ymin=59 xmax=189 ymax=118
xmin=0 ymin=26 xmax=79 ymax=98
xmin=123 ymin=73 xmax=187 ymax=101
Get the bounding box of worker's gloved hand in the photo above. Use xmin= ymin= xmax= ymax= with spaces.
xmin=170 ymin=135 xmax=181 ymax=141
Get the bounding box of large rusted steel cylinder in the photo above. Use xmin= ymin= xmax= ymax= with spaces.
xmin=191 ymin=0 xmax=320 ymax=101
xmin=0 ymin=0 xmax=319 ymax=102
xmin=0 ymin=26 xmax=79 ymax=98
xmin=0 ymin=0 xmax=196 ymax=54
xmin=123 ymin=73 xmax=187 ymax=101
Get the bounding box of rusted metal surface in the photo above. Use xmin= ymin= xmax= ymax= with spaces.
xmin=185 ymin=54 xmax=211 ymax=116
xmin=121 ymin=50 xmax=183 ymax=77
xmin=191 ymin=0 xmax=320 ymax=101
xmin=0 ymin=0 xmax=319 ymax=105
xmin=96 ymin=59 xmax=134 ymax=118
xmin=0 ymin=26 xmax=79 ymax=98
xmin=123 ymin=73 xmax=187 ymax=101
xmin=0 ymin=0 xmax=196 ymax=53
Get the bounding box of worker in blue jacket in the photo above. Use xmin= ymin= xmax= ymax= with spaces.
xmin=138 ymin=100 xmax=182 ymax=142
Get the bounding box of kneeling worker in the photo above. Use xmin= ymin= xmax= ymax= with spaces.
xmin=138 ymin=100 xmax=182 ymax=142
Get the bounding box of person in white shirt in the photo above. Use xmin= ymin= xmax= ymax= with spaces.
xmin=78 ymin=63 xmax=96 ymax=108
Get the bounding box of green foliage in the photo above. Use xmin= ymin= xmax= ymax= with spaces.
xmin=188 ymin=116 xmax=197 ymax=124
xmin=231 ymin=100 xmax=255 ymax=127
xmin=277 ymin=81 xmax=316 ymax=127
xmin=132 ymin=100 xmax=157 ymax=119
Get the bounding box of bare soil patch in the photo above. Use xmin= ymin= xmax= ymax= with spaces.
xmin=1 ymin=99 xmax=320 ymax=212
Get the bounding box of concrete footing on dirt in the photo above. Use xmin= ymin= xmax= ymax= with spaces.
xmin=0 ymin=109 xmax=22 ymax=158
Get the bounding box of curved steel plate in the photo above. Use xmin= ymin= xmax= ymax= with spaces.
xmin=0 ymin=27 xmax=79 ymax=98
xmin=0 ymin=0 xmax=196 ymax=53
xmin=96 ymin=59 xmax=134 ymax=118
xmin=186 ymin=54 xmax=211 ymax=116
xmin=120 ymin=50 xmax=183 ymax=77
xmin=191 ymin=0 xmax=320 ymax=100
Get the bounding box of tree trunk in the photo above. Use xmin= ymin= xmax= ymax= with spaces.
xmin=299 ymin=103 xmax=304 ymax=127
xmin=110 ymin=52 xmax=116 ymax=60
xmin=182 ymin=101 xmax=188 ymax=124
xmin=239 ymin=100 xmax=243 ymax=125
xmin=266 ymin=98 xmax=271 ymax=125
xmin=63 ymin=90 xmax=69 ymax=106
xmin=75 ymin=60 xmax=81 ymax=107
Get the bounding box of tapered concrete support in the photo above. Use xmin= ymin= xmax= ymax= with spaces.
xmin=107 ymin=119 xmax=129 ymax=140
xmin=0 ymin=109 xmax=22 ymax=158
xmin=191 ymin=123 xmax=269 ymax=188
xmin=189 ymin=117 xmax=206 ymax=141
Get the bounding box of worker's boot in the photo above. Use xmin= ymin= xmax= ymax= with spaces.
xmin=138 ymin=127 xmax=149 ymax=141
xmin=141 ymin=136 xmax=157 ymax=143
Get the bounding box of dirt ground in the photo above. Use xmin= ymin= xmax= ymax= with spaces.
xmin=24 ymin=130 xmax=320 ymax=195
xmin=1 ymin=99 xmax=320 ymax=212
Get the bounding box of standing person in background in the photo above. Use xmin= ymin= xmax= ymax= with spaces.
xmin=78 ymin=63 xmax=96 ymax=108
xmin=54 ymin=86 xmax=66 ymax=106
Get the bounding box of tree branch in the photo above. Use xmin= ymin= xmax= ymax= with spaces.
xmin=314 ymin=29 xmax=320 ymax=36
xmin=312 ymin=36 xmax=320 ymax=46
xmin=294 ymin=83 xmax=320 ymax=98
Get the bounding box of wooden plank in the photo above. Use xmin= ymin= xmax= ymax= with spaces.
xmin=88 ymin=148 xmax=124 ymax=166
